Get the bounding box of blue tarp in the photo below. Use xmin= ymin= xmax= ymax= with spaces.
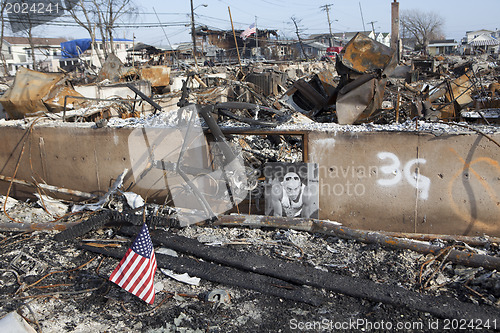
xmin=60 ymin=39 xmax=92 ymax=58
xmin=60 ymin=38 xmax=133 ymax=58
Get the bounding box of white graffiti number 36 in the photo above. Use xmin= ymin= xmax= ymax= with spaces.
xmin=377 ymin=152 xmax=430 ymax=200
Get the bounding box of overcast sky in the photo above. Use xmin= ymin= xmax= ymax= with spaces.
xmin=20 ymin=0 xmax=500 ymax=45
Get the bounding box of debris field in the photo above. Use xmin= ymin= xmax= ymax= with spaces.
xmin=0 ymin=32 xmax=500 ymax=332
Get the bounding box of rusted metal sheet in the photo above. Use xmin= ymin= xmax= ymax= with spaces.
xmin=293 ymin=78 xmax=328 ymax=111
xmin=316 ymin=70 xmax=337 ymax=98
xmin=43 ymin=83 xmax=85 ymax=113
xmin=334 ymin=33 xmax=395 ymax=124
xmin=336 ymin=74 xmax=385 ymax=124
xmin=0 ymin=67 xmax=84 ymax=119
xmin=139 ymin=66 xmax=171 ymax=87
xmin=339 ymin=33 xmax=396 ymax=75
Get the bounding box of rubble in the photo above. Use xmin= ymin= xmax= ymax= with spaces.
xmin=0 ymin=30 xmax=500 ymax=331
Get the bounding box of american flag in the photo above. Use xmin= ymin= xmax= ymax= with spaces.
xmin=240 ymin=23 xmax=256 ymax=40
xmin=109 ymin=224 xmax=157 ymax=304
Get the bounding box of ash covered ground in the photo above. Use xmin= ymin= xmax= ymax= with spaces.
xmin=1 ymin=198 xmax=500 ymax=332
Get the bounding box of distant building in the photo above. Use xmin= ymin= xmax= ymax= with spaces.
xmin=461 ymin=29 xmax=499 ymax=54
xmin=126 ymin=42 xmax=172 ymax=66
xmin=195 ymin=26 xmax=281 ymax=62
xmin=428 ymin=39 xmax=458 ymax=56
xmin=310 ymin=31 xmax=391 ymax=48
xmin=369 ymin=32 xmax=391 ymax=48
xmin=1 ymin=36 xmax=67 ymax=75
xmin=298 ymin=41 xmax=327 ymax=59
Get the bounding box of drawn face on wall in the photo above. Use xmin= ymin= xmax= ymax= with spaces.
xmin=283 ymin=172 xmax=301 ymax=201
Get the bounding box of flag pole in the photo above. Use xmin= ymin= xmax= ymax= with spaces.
xmin=255 ymin=16 xmax=258 ymax=58
xmin=228 ymin=6 xmax=243 ymax=73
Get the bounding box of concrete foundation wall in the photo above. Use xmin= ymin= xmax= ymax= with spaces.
xmin=0 ymin=125 xmax=170 ymax=203
xmin=0 ymin=124 xmax=498 ymax=236
xmin=308 ymin=130 xmax=500 ymax=236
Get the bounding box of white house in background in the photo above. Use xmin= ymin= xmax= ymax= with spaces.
xmin=461 ymin=29 xmax=500 ymax=54
xmin=428 ymin=39 xmax=458 ymax=56
xmin=464 ymin=29 xmax=495 ymax=44
xmin=1 ymin=37 xmax=67 ymax=75
xmin=368 ymin=32 xmax=391 ymax=47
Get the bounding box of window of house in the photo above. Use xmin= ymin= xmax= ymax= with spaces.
xmin=8 ymin=46 xmax=11 ymax=54
xmin=116 ymin=44 xmax=120 ymax=49
xmin=53 ymin=50 xmax=57 ymax=56
xmin=26 ymin=50 xmax=31 ymax=57
xmin=99 ymin=43 xmax=103 ymax=50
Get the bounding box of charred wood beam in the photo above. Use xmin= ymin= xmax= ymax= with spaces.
xmin=120 ymin=226 xmax=500 ymax=323
xmin=125 ymin=83 xmax=162 ymax=113
xmin=54 ymin=210 xmax=177 ymax=241
xmin=80 ymin=244 xmax=324 ymax=306
xmin=217 ymin=107 xmax=278 ymax=127
xmin=215 ymin=215 xmax=500 ymax=271
xmin=380 ymin=231 xmax=500 ymax=247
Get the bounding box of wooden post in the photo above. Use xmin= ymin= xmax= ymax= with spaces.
xmin=395 ymin=87 xmax=400 ymax=123
xmin=228 ymin=6 xmax=243 ymax=73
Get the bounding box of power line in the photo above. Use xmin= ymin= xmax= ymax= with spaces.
xmin=3 ymin=17 xmax=190 ymax=28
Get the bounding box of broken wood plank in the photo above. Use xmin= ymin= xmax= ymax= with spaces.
xmin=0 ymin=174 xmax=96 ymax=199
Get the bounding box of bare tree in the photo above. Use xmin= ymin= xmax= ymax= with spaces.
xmin=66 ymin=0 xmax=105 ymax=64
xmin=400 ymin=9 xmax=444 ymax=54
xmin=66 ymin=0 xmax=136 ymax=63
xmin=98 ymin=0 xmax=136 ymax=55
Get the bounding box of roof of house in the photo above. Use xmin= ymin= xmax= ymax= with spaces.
xmin=429 ymin=39 xmax=458 ymax=47
xmin=469 ymin=34 xmax=500 ymax=46
xmin=466 ymin=29 xmax=494 ymax=34
xmin=303 ymin=41 xmax=328 ymax=50
xmin=3 ymin=36 xmax=67 ymax=46
xmin=430 ymin=39 xmax=456 ymax=44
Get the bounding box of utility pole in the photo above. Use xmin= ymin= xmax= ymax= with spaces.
xmin=320 ymin=4 xmax=334 ymax=47
xmin=291 ymin=16 xmax=308 ymax=61
xmin=190 ymin=0 xmax=197 ymax=64
xmin=367 ymin=20 xmax=377 ymax=34
xmin=359 ymin=2 xmax=366 ymax=32
xmin=132 ymin=33 xmax=135 ymax=67
xmin=391 ymin=0 xmax=400 ymax=62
